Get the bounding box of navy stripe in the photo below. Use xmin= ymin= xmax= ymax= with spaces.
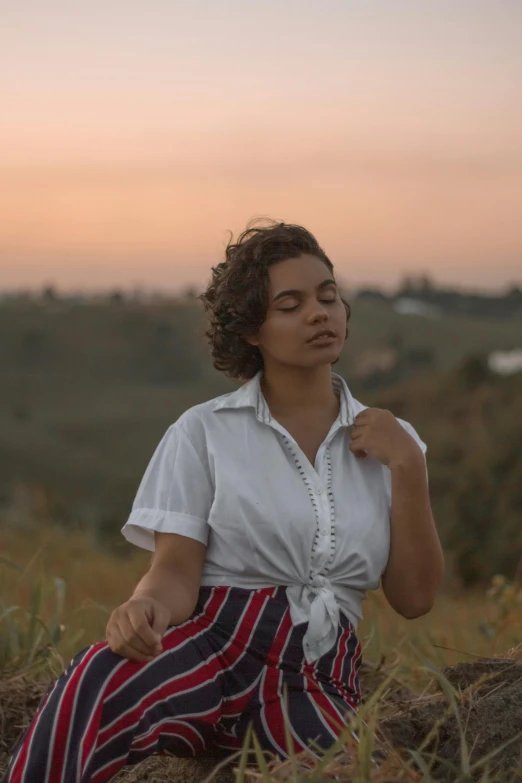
xmin=2 ymin=585 xmax=362 ymax=783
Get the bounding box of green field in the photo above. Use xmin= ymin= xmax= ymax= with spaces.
xmin=1 ymin=296 xmax=522 ymax=780
xmin=1 ymin=296 xmax=520 ymax=522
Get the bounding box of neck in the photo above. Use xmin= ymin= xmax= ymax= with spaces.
xmin=260 ymin=364 xmax=338 ymax=416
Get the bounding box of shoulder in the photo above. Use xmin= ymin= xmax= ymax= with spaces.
xmin=351 ymin=396 xmax=427 ymax=454
xmin=174 ymin=389 xmax=235 ymax=432
xmin=167 ymin=388 xmax=239 ymax=454
xmin=394 ymin=416 xmax=427 ymax=454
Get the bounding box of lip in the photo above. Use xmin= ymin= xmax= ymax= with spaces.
xmin=307 ymin=329 xmax=337 ymax=345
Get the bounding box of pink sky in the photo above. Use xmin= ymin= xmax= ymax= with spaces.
xmin=1 ymin=1 xmax=521 ymax=293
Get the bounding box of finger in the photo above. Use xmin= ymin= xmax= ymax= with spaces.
xmin=349 ymin=442 xmax=368 ymax=458
xmin=127 ymin=606 xmax=164 ymax=649
xmin=116 ymin=614 xmax=160 ymax=657
xmin=106 ymin=626 xmax=155 ymax=663
xmin=150 ymin=605 xmax=171 ymax=637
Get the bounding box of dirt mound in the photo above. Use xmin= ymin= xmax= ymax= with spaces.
xmin=0 ymin=673 xmax=50 ymax=778
xmin=113 ymin=751 xmax=235 ymax=783
xmin=381 ymin=658 xmax=522 ymax=780
xmin=2 ymin=657 xmax=522 ymax=782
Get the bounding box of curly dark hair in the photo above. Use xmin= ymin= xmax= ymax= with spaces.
xmin=198 ymin=218 xmax=351 ymax=381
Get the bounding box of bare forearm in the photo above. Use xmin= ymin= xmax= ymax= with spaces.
xmin=382 ymin=450 xmax=444 ymax=617
xmin=132 ymin=564 xmax=198 ymax=625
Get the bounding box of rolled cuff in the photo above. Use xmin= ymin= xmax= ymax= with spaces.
xmin=121 ymin=508 xmax=209 ymax=551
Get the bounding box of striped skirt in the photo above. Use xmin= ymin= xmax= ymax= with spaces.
xmin=2 ymin=585 xmax=362 ymax=783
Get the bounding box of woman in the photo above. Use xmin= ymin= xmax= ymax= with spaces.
xmin=3 ymin=220 xmax=444 ymax=783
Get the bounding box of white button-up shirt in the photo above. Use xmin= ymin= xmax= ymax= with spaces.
xmin=121 ymin=370 xmax=427 ymax=663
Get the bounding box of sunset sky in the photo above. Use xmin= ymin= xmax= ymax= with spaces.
xmin=1 ymin=0 xmax=521 ymax=294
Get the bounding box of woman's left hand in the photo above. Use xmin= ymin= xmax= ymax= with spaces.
xmin=348 ymin=408 xmax=422 ymax=468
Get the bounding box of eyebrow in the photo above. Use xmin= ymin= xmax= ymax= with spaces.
xmin=272 ymin=278 xmax=337 ymax=303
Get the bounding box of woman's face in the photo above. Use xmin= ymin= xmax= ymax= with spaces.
xmin=247 ymin=254 xmax=347 ymax=370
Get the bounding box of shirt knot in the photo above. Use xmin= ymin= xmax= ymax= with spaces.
xmin=309 ymin=573 xmax=331 ymax=593
xmin=298 ymin=574 xmax=340 ymax=663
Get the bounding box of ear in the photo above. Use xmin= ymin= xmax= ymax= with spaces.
xmin=245 ymin=334 xmax=260 ymax=347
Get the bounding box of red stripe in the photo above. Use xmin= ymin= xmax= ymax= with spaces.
xmin=82 ymin=586 xmax=229 ymax=774
xmin=88 ymin=591 xmax=227 ymax=744
xmin=41 ymin=642 xmax=106 ymax=783
xmin=5 ymin=680 xmax=59 ymax=783
xmin=265 ymin=607 xmax=292 ymax=667
xmin=262 ymin=668 xmax=307 ymax=756
xmin=100 ymin=588 xmax=228 ymax=709
xmin=348 ymin=638 xmax=362 ymax=696
xmin=96 ymin=588 xmax=269 ymax=751
xmin=130 ymin=716 xmax=212 ymax=754
xmin=304 ymin=662 xmax=348 ymax=737
xmin=220 ymin=678 xmax=259 ymax=717
xmin=218 ymin=589 xmax=280 ymax=720
xmin=90 ymin=755 xmax=126 ymax=783
xmin=331 ymin=627 xmax=348 ymax=684
xmin=260 ymin=609 xmax=306 ymax=757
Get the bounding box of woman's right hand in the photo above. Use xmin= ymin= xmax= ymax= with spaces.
xmin=105 ymin=595 xmax=171 ymax=663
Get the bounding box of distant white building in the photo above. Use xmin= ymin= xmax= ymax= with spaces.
xmin=393 ymin=297 xmax=442 ymax=318
xmin=488 ymin=348 xmax=522 ymax=375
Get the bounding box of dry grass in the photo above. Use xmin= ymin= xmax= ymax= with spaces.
xmin=2 ymin=524 xmax=522 ymax=782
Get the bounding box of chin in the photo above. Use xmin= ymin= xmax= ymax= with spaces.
xmin=304 ymin=349 xmax=342 ymax=368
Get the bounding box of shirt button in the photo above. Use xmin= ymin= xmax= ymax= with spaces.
xmin=316 ymin=486 xmax=324 ymax=494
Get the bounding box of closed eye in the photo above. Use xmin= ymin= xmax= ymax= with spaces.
xmin=280 ymin=298 xmax=337 ymax=312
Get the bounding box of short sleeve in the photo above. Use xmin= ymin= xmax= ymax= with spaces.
xmin=397 ymin=418 xmax=428 ymax=455
xmin=121 ymin=424 xmax=214 ymax=552
xmin=382 ymin=417 xmax=429 ymax=511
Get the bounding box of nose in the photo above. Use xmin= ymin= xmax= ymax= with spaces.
xmin=307 ymin=301 xmax=330 ymax=323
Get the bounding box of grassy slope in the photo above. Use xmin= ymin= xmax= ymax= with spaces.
xmin=0 ymin=297 xmax=520 ymax=518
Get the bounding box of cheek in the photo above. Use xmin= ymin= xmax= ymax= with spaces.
xmin=260 ymin=316 xmax=300 ymax=351
xmin=336 ymin=302 xmax=348 ymax=333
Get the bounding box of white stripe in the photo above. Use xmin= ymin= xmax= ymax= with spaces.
xmin=332 ymin=628 xmax=351 ymax=687
xmin=73 ymin=647 xmax=130 ymax=780
xmin=276 ymin=621 xmax=306 ymax=755
xmin=258 ymin=667 xmax=287 ymax=758
xmin=11 ymin=679 xmax=59 ymax=783
xmin=82 ymin=587 xmax=220 ymax=775
xmin=258 ymin=612 xmax=296 ymax=757
xmin=351 ymin=643 xmax=363 ymax=692
xmin=307 ymin=672 xmax=359 ymax=748
xmin=89 ymin=749 xmax=133 ymax=782
xmin=304 ymin=651 xmax=358 ymax=754
xmin=132 ymin=712 xmax=210 ymax=748
xmin=328 ymin=625 xmax=344 ymax=681
xmin=41 ymin=644 xmax=113 ymax=783
xmin=95 ymin=589 xmax=268 ymax=757
xmin=104 ymin=588 xmax=225 ymax=705
xmin=136 ymin=731 xmax=196 ymax=755
xmin=219 ymin=670 xmax=263 ymax=717
xmin=99 ymin=587 xmax=246 ymax=736
xmin=58 ymin=644 xmax=124 ymax=783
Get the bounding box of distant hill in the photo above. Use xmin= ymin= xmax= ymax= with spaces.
xmin=356 ymin=276 xmax=522 ymax=320
xmin=0 ymin=296 xmax=521 ymax=583
xmin=370 ymin=360 xmax=522 ymax=586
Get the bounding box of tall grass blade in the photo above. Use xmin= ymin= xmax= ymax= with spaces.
xmin=0 ymin=557 xmax=23 ymax=572
xmin=234 ymin=722 xmax=254 ymax=783
xmin=424 ymin=661 xmax=470 ymax=777
xmin=251 ymin=730 xmax=272 ymax=783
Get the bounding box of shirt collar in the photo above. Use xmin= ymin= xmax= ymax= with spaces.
xmin=212 ymin=369 xmax=355 ymax=427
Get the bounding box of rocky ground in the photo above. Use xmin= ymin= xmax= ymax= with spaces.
xmin=2 ymin=654 xmax=522 ymax=782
